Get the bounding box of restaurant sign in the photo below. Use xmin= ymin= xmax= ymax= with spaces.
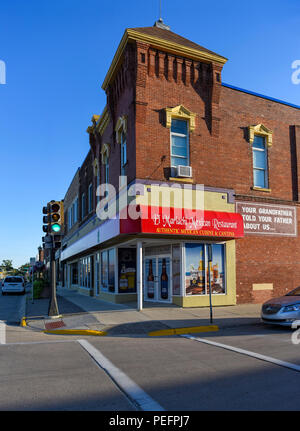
xmin=236 ymin=201 xmax=297 ymax=237
xmin=120 ymin=205 xmax=244 ymax=238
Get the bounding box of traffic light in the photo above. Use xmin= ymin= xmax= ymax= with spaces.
xmin=42 ymin=204 xmax=50 ymax=233
xmin=49 ymin=200 xmax=64 ymax=235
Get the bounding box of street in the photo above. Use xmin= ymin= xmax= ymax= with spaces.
xmin=0 ymin=290 xmax=300 ymax=412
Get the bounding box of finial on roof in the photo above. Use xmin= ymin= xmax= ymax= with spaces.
xmin=154 ymin=0 xmax=170 ymax=30
xmin=154 ymin=17 xmax=170 ymax=30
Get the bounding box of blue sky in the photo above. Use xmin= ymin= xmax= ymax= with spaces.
xmin=0 ymin=0 xmax=300 ymax=267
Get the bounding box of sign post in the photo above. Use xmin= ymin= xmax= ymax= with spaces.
xmin=29 ymin=257 xmax=36 ymax=303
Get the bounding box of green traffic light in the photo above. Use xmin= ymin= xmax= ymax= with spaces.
xmin=51 ymin=223 xmax=61 ymax=232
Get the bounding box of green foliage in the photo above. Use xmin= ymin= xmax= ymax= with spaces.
xmin=0 ymin=259 xmax=13 ymax=272
xmin=33 ymin=278 xmax=48 ymax=299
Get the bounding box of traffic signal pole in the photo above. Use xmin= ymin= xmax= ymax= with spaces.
xmin=48 ymin=248 xmax=60 ymax=317
xmin=43 ymin=200 xmax=64 ymax=318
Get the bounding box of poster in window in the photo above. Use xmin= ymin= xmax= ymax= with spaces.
xmin=185 ymin=244 xmax=206 ymax=295
xmin=207 ymin=244 xmax=225 ymax=294
xmin=118 ymin=248 xmax=136 ymax=293
xmin=185 ymin=244 xmax=226 ymax=295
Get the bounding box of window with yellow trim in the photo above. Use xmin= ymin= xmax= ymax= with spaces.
xmin=252 ymin=135 xmax=268 ymax=189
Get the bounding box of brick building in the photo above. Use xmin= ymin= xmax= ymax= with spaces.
xmin=57 ymin=20 xmax=300 ymax=308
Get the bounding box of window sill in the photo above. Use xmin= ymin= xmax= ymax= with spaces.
xmin=251 ymin=186 xmax=272 ymax=193
xmin=169 ymin=177 xmax=194 ymax=184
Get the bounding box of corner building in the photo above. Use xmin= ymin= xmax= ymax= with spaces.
xmin=58 ymin=21 xmax=300 ymax=307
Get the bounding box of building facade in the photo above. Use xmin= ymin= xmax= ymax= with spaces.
xmin=56 ymin=21 xmax=300 ymax=308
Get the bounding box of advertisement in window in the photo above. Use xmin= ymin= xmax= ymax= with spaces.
xmin=118 ymin=248 xmax=136 ymax=293
xmin=185 ymin=244 xmax=226 ymax=295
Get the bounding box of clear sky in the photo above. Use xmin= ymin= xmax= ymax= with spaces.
xmin=0 ymin=0 xmax=300 ymax=267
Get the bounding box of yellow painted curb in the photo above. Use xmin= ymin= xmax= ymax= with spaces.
xmin=21 ymin=317 xmax=27 ymax=327
xmin=148 ymin=325 xmax=219 ymax=337
xmin=44 ymin=329 xmax=107 ymax=336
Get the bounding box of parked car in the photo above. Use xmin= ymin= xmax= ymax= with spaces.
xmin=261 ymin=286 xmax=300 ymax=327
xmin=2 ymin=276 xmax=26 ymax=295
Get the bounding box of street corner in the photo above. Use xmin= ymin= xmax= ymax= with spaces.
xmin=43 ymin=316 xmax=107 ymax=336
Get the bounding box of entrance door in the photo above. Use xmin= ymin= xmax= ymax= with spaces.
xmin=144 ymin=256 xmax=172 ymax=303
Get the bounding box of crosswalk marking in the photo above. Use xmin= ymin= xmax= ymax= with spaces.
xmin=0 ymin=321 xmax=6 ymax=344
xmin=182 ymin=334 xmax=300 ymax=373
xmin=78 ymin=339 xmax=165 ymax=411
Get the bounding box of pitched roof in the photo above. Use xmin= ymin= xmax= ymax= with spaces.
xmin=130 ymin=26 xmax=226 ymax=60
xmin=102 ymin=25 xmax=227 ymax=90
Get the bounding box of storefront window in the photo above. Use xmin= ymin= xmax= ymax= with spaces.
xmin=185 ymin=243 xmax=226 ymax=295
xmin=101 ymin=248 xmax=115 ymax=292
xmin=172 ymin=245 xmax=181 ymax=296
xmin=95 ymin=253 xmax=100 ymax=295
xmin=71 ymin=262 xmax=78 ymax=285
xmin=118 ymin=248 xmax=136 ymax=293
xmin=79 ymin=257 xmax=92 ymax=289
xmin=101 ymin=251 xmax=108 ymax=291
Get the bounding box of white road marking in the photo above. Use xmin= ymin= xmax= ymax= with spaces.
xmin=182 ymin=334 xmax=300 ymax=373
xmin=0 ymin=321 xmax=6 ymax=344
xmin=77 ymin=339 xmax=164 ymax=411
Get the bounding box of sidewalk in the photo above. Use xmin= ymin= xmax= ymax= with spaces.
xmin=24 ymin=286 xmax=262 ymax=336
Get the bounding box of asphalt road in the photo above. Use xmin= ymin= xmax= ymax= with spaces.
xmin=1 ymin=314 xmax=300 ymax=412
xmin=0 ymin=289 xmax=26 ymax=324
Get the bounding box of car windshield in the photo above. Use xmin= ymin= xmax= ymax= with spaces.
xmin=286 ymin=287 xmax=300 ymax=296
xmin=4 ymin=277 xmax=23 ymax=283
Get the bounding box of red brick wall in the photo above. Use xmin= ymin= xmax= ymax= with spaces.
xmin=235 ymin=210 xmax=300 ymax=303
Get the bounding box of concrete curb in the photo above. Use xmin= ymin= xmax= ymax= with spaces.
xmin=148 ymin=325 xmax=219 ymax=336
xmin=43 ymin=329 xmax=107 ymax=336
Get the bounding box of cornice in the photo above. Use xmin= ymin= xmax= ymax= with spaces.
xmin=102 ymin=28 xmax=228 ymax=91
xmin=96 ymin=106 xmax=110 ymax=136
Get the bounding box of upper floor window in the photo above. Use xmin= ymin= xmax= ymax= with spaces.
xmin=120 ymin=131 xmax=127 ymax=176
xmin=67 ymin=196 xmax=78 ymax=231
xmin=81 ymin=193 xmax=86 ymax=219
xmin=249 ymin=124 xmax=273 ymax=191
xmin=68 ymin=206 xmax=72 ymax=231
xmin=88 ymin=183 xmax=93 ymax=213
xmin=101 ymin=144 xmax=110 ymax=196
xmin=171 ymin=119 xmax=189 ymax=167
xmin=116 ymin=116 xmax=127 ymax=178
xmin=252 ymin=135 xmax=268 ymax=189
xmin=74 ymin=196 xmax=79 ymax=223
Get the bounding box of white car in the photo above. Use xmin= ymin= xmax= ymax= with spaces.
xmin=2 ymin=276 xmax=26 ymax=295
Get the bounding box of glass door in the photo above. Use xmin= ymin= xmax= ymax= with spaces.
xmin=144 ymin=256 xmax=171 ymax=303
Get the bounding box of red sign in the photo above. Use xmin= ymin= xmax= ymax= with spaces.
xmin=120 ymin=206 xmax=244 ymax=238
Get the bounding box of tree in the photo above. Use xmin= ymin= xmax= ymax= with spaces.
xmin=0 ymin=260 xmax=13 ymax=272
xmin=18 ymin=263 xmax=30 ymax=275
